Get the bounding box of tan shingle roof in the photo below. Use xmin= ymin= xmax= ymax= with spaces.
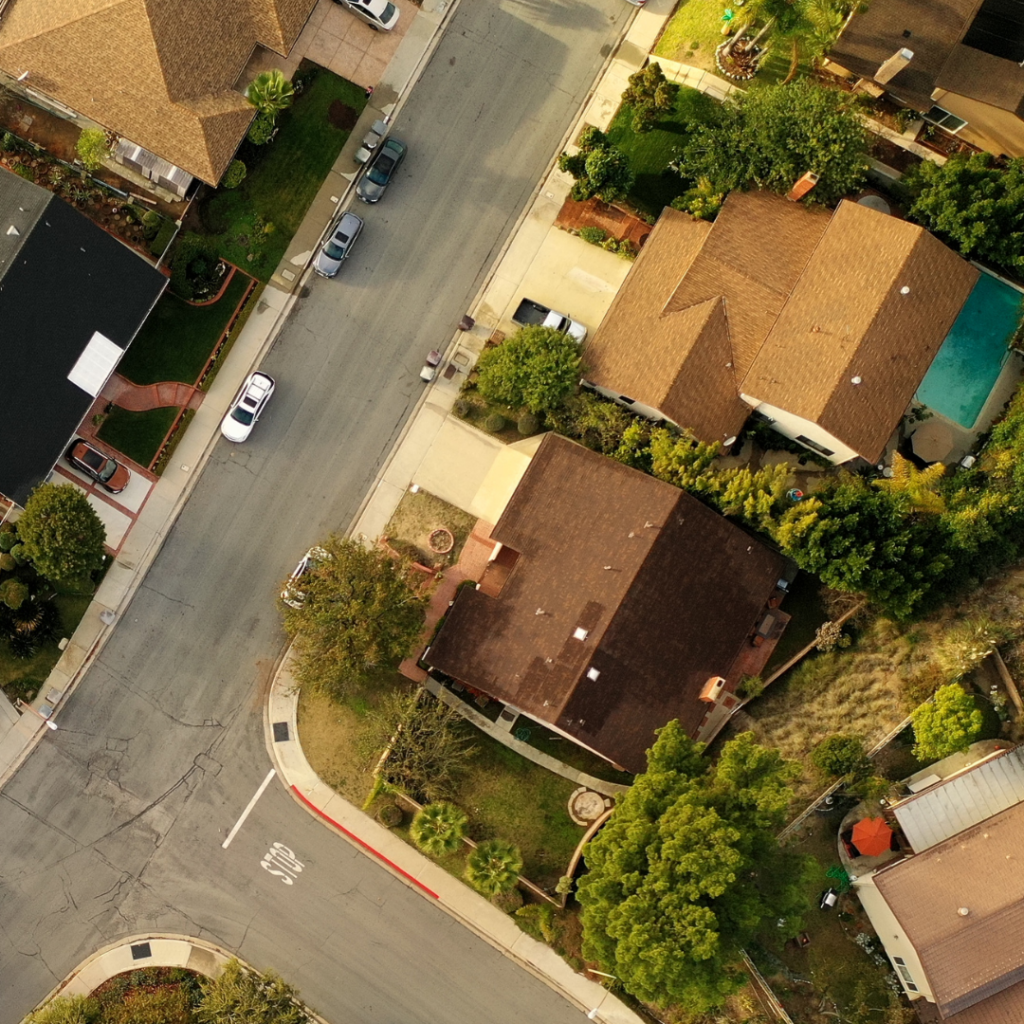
xmin=742 ymin=201 xmax=978 ymax=463
xmin=0 ymin=0 xmax=313 ymax=184
xmin=583 ymin=193 xmax=829 ymax=441
xmin=426 ymin=434 xmax=787 ymax=773
xmin=875 ymin=801 xmax=1024 ymax=1018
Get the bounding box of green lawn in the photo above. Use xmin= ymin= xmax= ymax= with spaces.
xmin=197 ymin=68 xmax=367 ymax=280
xmin=97 ymin=406 xmax=180 ymax=469
xmin=605 ymin=88 xmax=720 ymax=217
xmin=116 ymin=270 xmax=252 ymax=385
xmin=653 ymin=0 xmax=727 ymax=71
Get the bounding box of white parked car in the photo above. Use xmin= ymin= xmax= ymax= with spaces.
xmin=330 ymin=0 xmax=399 ymax=31
xmin=221 ymin=372 xmax=275 ymax=442
xmin=281 ymin=546 xmax=330 ymax=609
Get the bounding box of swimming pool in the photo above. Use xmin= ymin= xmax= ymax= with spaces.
xmin=916 ymin=272 xmax=1023 ymax=429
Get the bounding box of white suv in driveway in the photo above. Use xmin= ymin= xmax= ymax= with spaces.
xmin=331 ymin=0 xmax=399 ymax=31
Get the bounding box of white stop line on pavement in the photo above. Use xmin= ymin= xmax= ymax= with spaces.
xmin=222 ymin=768 xmax=277 ymax=849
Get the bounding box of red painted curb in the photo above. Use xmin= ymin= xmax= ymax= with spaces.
xmin=290 ymin=785 xmax=439 ymax=899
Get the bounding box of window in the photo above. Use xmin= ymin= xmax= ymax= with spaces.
xmin=795 ymin=434 xmax=835 ymax=457
xmin=618 ymin=395 xmax=636 ymax=405
xmin=892 ymin=957 xmax=920 ymax=993
xmin=923 ymin=105 xmax=968 ymax=134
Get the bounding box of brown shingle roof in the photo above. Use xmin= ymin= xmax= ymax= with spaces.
xmin=0 ymin=0 xmax=312 ymax=184
xmin=875 ymin=801 xmax=1024 ymax=1018
xmin=583 ymin=193 xmax=829 ymax=441
xmin=936 ymin=44 xmax=1024 ymax=114
xmin=425 ymin=434 xmax=787 ymax=773
xmin=829 ymin=0 xmax=981 ymax=111
xmin=741 ymin=201 xmax=978 ymax=463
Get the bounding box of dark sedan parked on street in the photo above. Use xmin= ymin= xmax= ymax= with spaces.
xmin=357 ymin=138 xmax=407 ymax=203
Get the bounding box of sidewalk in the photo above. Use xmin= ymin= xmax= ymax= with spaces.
xmin=0 ymin=0 xmax=455 ymax=787
xmin=266 ymin=653 xmax=640 ymax=1024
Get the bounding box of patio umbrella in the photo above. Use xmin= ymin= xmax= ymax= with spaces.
xmin=851 ymin=816 xmax=893 ymax=857
xmin=911 ymin=421 xmax=954 ymax=463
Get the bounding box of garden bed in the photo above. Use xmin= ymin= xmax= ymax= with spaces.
xmin=116 ymin=269 xmax=254 ymax=385
xmin=298 ymin=674 xmax=585 ymax=889
xmin=383 ymin=490 xmax=478 ymax=570
xmin=193 ymin=64 xmax=367 ymax=281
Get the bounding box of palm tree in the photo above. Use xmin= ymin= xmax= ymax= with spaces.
xmin=410 ymin=802 xmax=468 ymax=857
xmin=245 ymin=70 xmax=295 ymax=120
xmin=722 ymin=0 xmax=853 ymax=73
xmin=465 ymin=839 xmax=523 ymax=897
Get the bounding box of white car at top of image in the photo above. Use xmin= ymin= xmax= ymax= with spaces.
xmin=221 ymin=371 xmax=275 ymax=442
xmin=330 ymin=0 xmax=399 ymax=31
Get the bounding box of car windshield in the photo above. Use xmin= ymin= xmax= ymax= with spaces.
xmin=324 ymin=240 xmax=347 ymax=260
xmin=368 ymin=155 xmax=395 ymax=184
xmin=231 ymin=406 xmax=255 ymax=426
xmin=382 ymin=1 xmax=396 ymax=19
xmin=97 ymin=460 xmax=117 ymax=482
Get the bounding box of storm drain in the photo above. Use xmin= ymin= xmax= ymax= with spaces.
xmin=272 ymin=721 xmax=290 ymax=742
xmin=130 ymin=942 xmax=152 ymax=961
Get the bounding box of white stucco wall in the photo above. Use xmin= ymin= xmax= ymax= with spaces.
xmin=586 ymin=383 xmax=670 ymax=424
xmin=740 ymin=397 xmax=859 ymax=464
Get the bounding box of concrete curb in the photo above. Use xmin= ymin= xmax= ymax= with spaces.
xmin=264 ymin=654 xmax=643 ymax=1024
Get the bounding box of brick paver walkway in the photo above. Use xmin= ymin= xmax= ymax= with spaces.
xmin=555 ymin=196 xmax=651 ymax=247
xmin=100 ymin=374 xmax=205 ymax=412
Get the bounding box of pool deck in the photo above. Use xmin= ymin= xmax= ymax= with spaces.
xmin=911 ymin=349 xmax=1024 ymax=464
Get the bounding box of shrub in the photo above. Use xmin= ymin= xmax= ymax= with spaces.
xmin=811 ymin=735 xmax=869 ymax=779
xmin=453 ymin=398 xmax=471 ymax=417
xmin=141 ymin=210 xmax=162 ymax=240
xmin=375 ymin=801 xmax=403 ymax=828
xmin=17 ymin=482 xmax=106 ymax=584
xmin=76 ymin=128 xmax=110 ymax=171
xmin=515 ymin=903 xmax=557 ymax=943
xmin=13 ymin=163 xmax=34 ymax=181
xmin=170 ymin=233 xmax=223 ymax=300
xmin=10 ymin=543 xmax=28 ymax=566
xmin=410 ymin=802 xmax=468 ymax=857
xmin=579 ymin=226 xmax=608 ymax=245
xmin=0 ymin=531 xmax=16 ymax=552
xmin=912 ymin=683 xmax=985 ymax=762
xmin=0 ymin=578 xmax=28 ymax=610
xmin=0 ymin=131 xmax=22 ymax=153
xmin=465 ymin=839 xmax=522 ymax=896
xmin=484 ymin=413 xmax=506 ymax=433
xmin=815 ymin=620 xmax=852 ymax=652
xmin=476 ymin=325 xmax=583 ymax=415
xmin=0 ymin=553 xmax=15 ymax=572
xmin=247 ymin=112 xmax=276 ymax=145
xmin=491 ymin=888 xmax=524 ymax=913
xmin=26 ymin=995 xmax=101 ymax=1024
xmin=517 ymin=412 xmax=540 ymax=435
xmin=222 ymin=159 xmax=247 ymax=190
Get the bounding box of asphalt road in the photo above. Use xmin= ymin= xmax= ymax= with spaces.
xmin=0 ymin=1 xmax=630 ymax=1021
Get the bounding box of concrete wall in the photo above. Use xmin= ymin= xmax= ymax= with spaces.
xmin=930 ymin=89 xmax=1024 ymax=158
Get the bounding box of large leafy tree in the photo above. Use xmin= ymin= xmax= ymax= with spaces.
xmin=197 ymin=959 xmax=308 ymax=1024
xmin=577 ymin=724 xmax=809 ymax=1012
xmin=678 ymin=81 xmax=867 ymax=210
xmin=912 ymin=684 xmax=985 ymax=762
xmin=621 ymin=62 xmax=677 ymax=133
xmin=901 ymin=153 xmax=1024 ymax=273
xmin=17 ymin=483 xmax=106 ymax=585
xmin=475 ymin=325 xmax=583 ymax=414
xmin=558 ymin=126 xmax=635 ymax=204
xmin=282 ymin=536 xmax=426 ymax=698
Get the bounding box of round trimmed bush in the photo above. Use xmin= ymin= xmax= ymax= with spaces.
xmin=375 ymin=802 xmax=403 ymax=828
xmin=222 ymin=159 xmax=247 ymax=190
xmin=0 ymin=578 xmax=28 ymax=610
xmin=517 ymin=412 xmax=540 ymax=436
xmin=579 ymin=226 xmax=608 ymax=245
xmin=454 ymin=398 xmax=471 ymax=417
xmin=247 ymin=113 xmax=276 ymax=145
xmin=484 ymin=413 xmax=506 ymax=433
xmin=0 ymin=553 xmax=15 ymax=572
xmin=0 ymin=532 xmax=16 ymax=552
xmin=491 ymin=888 xmax=524 ymax=913
xmin=141 ymin=210 xmax=162 ymax=239
xmin=9 ymin=544 xmax=28 ymax=566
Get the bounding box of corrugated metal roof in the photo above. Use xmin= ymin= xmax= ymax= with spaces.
xmin=893 ymin=746 xmax=1024 ymax=852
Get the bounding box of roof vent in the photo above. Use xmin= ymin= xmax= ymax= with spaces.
xmin=573 ymin=627 xmax=589 ymax=641
xmin=6 ymin=225 xmax=19 ymax=236
xmin=958 ymin=907 xmax=970 ymax=917
xmin=900 ymin=286 xmax=910 ymax=295
xmin=587 ymin=667 xmax=600 ymax=681
xmin=851 ymin=376 xmax=863 ymax=385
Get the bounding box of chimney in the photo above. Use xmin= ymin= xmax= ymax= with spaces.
xmin=874 ymin=48 xmax=913 ymax=85
xmin=787 ymin=172 xmax=819 ymax=202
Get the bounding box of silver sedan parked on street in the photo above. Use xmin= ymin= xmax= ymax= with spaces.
xmin=313 ymin=211 xmax=364 ymax=278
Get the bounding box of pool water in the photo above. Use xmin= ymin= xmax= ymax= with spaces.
xmin=917 ymin=273 xmax=1023 ymax=429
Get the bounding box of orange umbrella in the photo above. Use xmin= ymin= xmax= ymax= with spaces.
xmin=852 ymin=816 xmax=892 ymax=857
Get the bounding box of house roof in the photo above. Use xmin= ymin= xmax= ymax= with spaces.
xmin=741 ymin=201 xmax=978 ymax=463
xmin=893 ymin=746 xmax=1024 ymax=853
xmin=0 ymin=0 xmax=313 ymax=184
xmin=425 ymin=434 xmax=787 ymax=773
xmin=584 ymin=193 xmax=830 ymax=441
xmin=829 ymin=0 xmax=1024 ymax=115
xmin=875 ymin=799 xmax=1024 ymax=1018
xmin=0 ymin=169 xmax=167 ymax=505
